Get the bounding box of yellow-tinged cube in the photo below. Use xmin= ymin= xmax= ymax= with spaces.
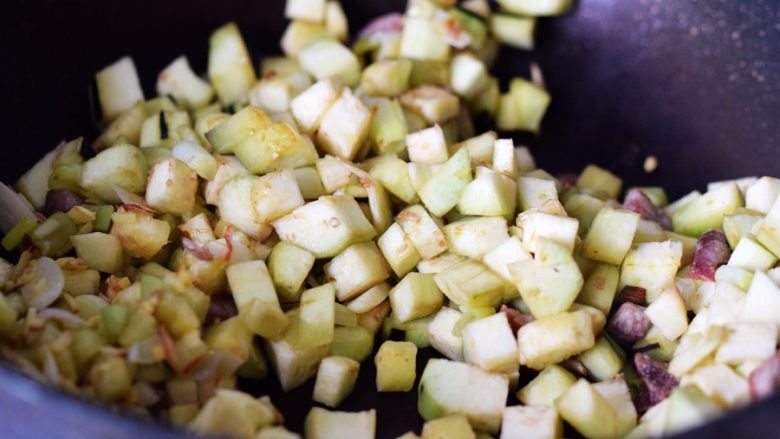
xmin=313 ymin=356 xmax=360 ymax=408
xmin=501 ymin=405 xmax=562 ymax=439
xmin=375 ymin=340 xmax=417 ymax=392
xmin=582 ymin=207 xmax=640 ymax=265
xmin=421 ymin=415 xmax=476 ymax=439
xmin=516 ymin=311 xmax=595 ymax=370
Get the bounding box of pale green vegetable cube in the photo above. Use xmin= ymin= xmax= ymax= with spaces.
xmin=407 ymin=125 xmax=449 ymax=165
xmin=273 ymin=195 xmax=377 ymax=258
xmin=205 ymin=106 xmax=271 ymax=154
xmin=370 ymin=156 xmax=418 ymax=205
xmin=298 ymin=39 xmax=361 ymax=88
xmin=756 ymin=195 xmax=780 ymax=258
xmin=428 ymin=307 xmax=464 ymax=361
xmin=389 ymin=273 xmax=443 ymax=323
xmin=592 ymin=376 xmax=637 ymax=437
xmin=268 ymin=242 xmax=315 ymax=303
xmin=110 ymin=211 xmax=170 ymax=260
xmin=377 ymin=223 xmax=421 ymax=278
xmin=294 ymin=166 xmax=326 ymax=200
xmin=458 ymin=170 xmax=517 ymax=218
xmin=144 ymin=158 xmax=197 ymax=215
xmin=329 ymin=325 xmax=375 ymax=362
xmin=305 ymin=407 xmax=376 ymax=439
xmin=325 ymin=241 xmax=390 ymax=301
xmin=219 ymin=176 xmax=272 ymax=240
xmin=316 ymin=88 xmax=373 ymax=161
xmin=620 ymin=241 xmax=683 ymax=300
xmin=298 ymin=284 xmax=336 ymax=348
xmin=482 ymin=236 xmax=532 ymax=283
xmin=491 ymin=14 xmax=536 ymax=50
xmin=81 ymin=144 xmax=148 ymax=204
xmin=400 ymin=85 xmax=460 ymax=124
xmin=672 ymin=182 xmax=744 ymax=237
xmin=368 ymin=99 xmax=409 ymax=156
xmin=290 ymin=77 xmax=344 ymax=134
xmin=582 ymin=207 xmax=640 ymax=265
xmin=361 ymin=60 xmax=413 ymax=97
xmin=208 ymin=23 xmax=256 ymax=105
xmin=555 ymin=379 xmax=618 ymax=439
xmin=728 ymin=235 xmax=777 ymax=272
xmin=516 ymin=364 xmax=577 ymax=406
xmin=576 ymin=264 xmax=620 ymax=315
xmin=434 ymin=259 xmax=505 ymax=308
xmin=96 ymin=57 xmax=144 ymax=123
xmin=450 ymin=53 xmax=489 ymax=99
xmin=519 ymin=211 xmax=579 ymax=254
xmin=576 ymin=164 xmax=622 ymax=200
xmin=157 ymin=56 xmax=214 ymax=110
xmin=252 ymin=169 xmax=305 ymax=223
xmin=418 ymin=149 xmax=473 ymax=217
xmin=576 ymin=336 xmax=623 ymax=381
xmin=444 ymin=216 xmax=508 ymax=260
xmin=375 ymin=340 xmax=417 ymax=392
xmin=190 ymin=389 xmax=277 ymax=439
xmin=396 ymin=205 xmax=448 ymax=260
xmin=500 ymin=405 xmax=562 ymax=439
xmin=233 ymin=121 xmax=319 ymax=174
xmin=313 ymin=356 xmax=360 ymax=408
xmin=265 ymin=312 xmax=330 ymax=391
xmin=463 ymin=313 xmax=518 ymax=374
xmin=401 ymin=18 xmax=450 ymax=62
xmin=517 ymin=311 xmax=595 ymax=370
xmin=422 ymin=415 xmax=476 ymax=439
xmin=517 ymin=176 xmax=558 ymax=211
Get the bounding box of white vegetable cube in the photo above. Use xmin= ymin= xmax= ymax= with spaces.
xmin=428 ymin=307 xmax=464 ymax=361
xmin=377 ymin=223 xmax=422 ymax=277
xmin=325 ymin=1 xmax=348 ymax=41
xmin=576 ymin=336 xmax=623 ymax=381
xmin=688 ymin=364 xmax=750 ymax=409
xmin=582 ymin=207 xmax=640 ymax=265
xmin=519 ymin=211 xmax=579 ymax=254
xmin=295 ymin=167 xmax=326 ymax=200
xmin=400 ymin=85 xmax=460 ymax=124
xmin=316 ymin=155 xmax=352 ymax=194
xmin=369 ymin=156 xmax=418 ymax=204
xmin=417 ymin=253 xmax=468 ymax=275
xmin=728 ymin=235 xmax=777 ymax=272
xmin=208 ymin=23 xmax=256 ymax=105
xmin=450 ymin=53 xmax=489 ymax=99
xmin=96 ymin=56 xmax=144 ymax=122
xmin=304 ymin=407 xmax=376 ymax=439
xmin=290 ymin=76 xmax=344 ymax=134
xmin=555 ymin=379 xmax=618 ymax=439
xmin=227 ymin=260 xmax=279 ymax=308
xmin=298 ymin=39 xmax=361 ymax=87
xmin=313 ymin=356 xmax=360 ymax=408
xmin=645 ymin=287 xmax=688 ymax=340
xmin=81 ymin=144 xmax=148 ymax=204
xmin=458 ymin=171 xmax=517 ymax=218
xmin=219 ymin=176 xmax=272 ymax=240
xmin=463 ymin=313 xmax=518 ymax=373
xmin=576 ymin=164 xmax=622 ymax=200
xmin=375 ymin=341 xmax=417 ymax=392
xmin=70 ymin=233 xmax=124 ymax=274
xmin=285 ymin=0 xmax=326 ymax=22
xmin=418 ymin=148 xmax=474 ymax=217
xmin=620 ymin=241 xmax=683 ymax=301
xmin=715 ymin=322 xmax=777 ymax=365
xmin=592 ymin=376 xmax=637 ymax=437
xmin=298 ymin=284 xmax=336 ymax=349
xmin=434 ymin=259 xmax=505 ymax=308
xmin=422 ymin=415 xmax=476 ymax=439
xmin=396 ymin=205 xmax=448 ymax=260
xmin=171 ymin=141 xmax=218 ymax=180
xmin=517 ymin=176 xmax=558 ymax=211
xmin=205 ymin=157 xmax=248 ymax=205
xmin=389 ymin=273 xmax=444 ymax=323
xmin=516 ymin=365 xmax=577 ymax=406
xmin=316 ymin=88 xmax=372 ymax=160
xmin=492 ymin=138 xmax=517 ymax=178
xmin=248 ymin=77 xmax=295 ymax=113
xmin=451 ymin=131 xmax=496 ymax=165
xmin=509 ymin=240 xmax=583 ymax=318
xmin=268 ymin=241 xmax=315 ymax=303
xmin=157 ymin=56 xmax=214 ymax=110
xmin=418 ymin=359 xmax=509 ymax=434
xmin=745 ymin=176 xmax=780 ymax=214
xmin=517 ymin=311 xmax=595 ymax=370
xmin=741 ymin=270 xmax=780 ymax=325
xmin=482 ymin=236 xmax=532 ymax=282
xmin=400 ymin=18 xmax=450 ymax=62
xmin=407 ymin=125 xmax=449 ymax=165
xmin=500 ymin=405 xmax=562 ymax=439
xmin=443 ymin=216 xmax=509 ymax=259
xmin=251 ymin=169 xmax=305 ymax=223
xmin=144 ymin=158 xmax=197 ymax=215
xmin=273 ymin=195 xmax=377 ymax=258
xmin=325 ymin=241 xmax=390 ymax=301
xmin=265 ymin=313 xmax=330 ymax=391
xmin=346 ymin=283 xmax=390 ymax=314
xmin=576 ymin=264 xmax=620 ymax=315
xmin=110 ymin=211 xmax=171 ymax=260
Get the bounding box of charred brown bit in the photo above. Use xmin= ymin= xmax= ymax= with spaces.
xmin=205 ymin=292 xmax=238 ymax=326
xmin=614 ymin=285 xmax=648 ymax=308
xmin=607 ymin=302 xmax=650 ymax=346
xmin=623 ymin=188 xmax=673 ymax=230
xmin=500 ymin=305 xmax=534 ymax=335
xmin=561 ymin=357 xmax=590 ymax=378
xmin=689 ymin=230 xmax=732 ymax=281
xmin=749 ymin=353 xmax=780 ymax=400
xmin=634 ymin=352 xmax=679 ymax=413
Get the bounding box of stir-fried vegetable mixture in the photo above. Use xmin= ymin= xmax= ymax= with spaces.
xmin=2 ymin=0 xmax=779 ymax=438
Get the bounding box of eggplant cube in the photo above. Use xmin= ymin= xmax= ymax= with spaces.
xmin=268 ymin=242 xmax=315 ymax=303
xmin=205 ymin=106 xmax=271 ymax=154
xmin=313 ymin=356 xmax=360 ymax=408
xmin=582 ymin=207 xmax=640 ymax=265
xmin=145 ymin=159 xmax=197 ymax=215
xmin=516 ymin=364 xmax=577 ymax=406
xmin=325 ymin=241 xmax=390 ymax=301
xmin=157 ymin=56 xmax=214 ymax=110
xmin=208 ymin=23 xmax=256 ymax=105
xmin=298 ymin=39 xmax=361 ymax=88
xmin=273 ymin=195 xmax=377 ymax=258
xmin=644 ymin=287 xmax=688 ymax=340
xmin=672 ymin=182 xmax=743 ymax=237
xmin=576 ymin=336 xmax=623 ymax=382
xmin=421 ymin=415 xmax=476 ymax=439
xmin=434 ymin=259 xmax=505 ymax=308
xmin=443 ymin=216 xmax=509 ymax=260
xmin=189 ymin=389 xmax=277 ymax=439
xmin=576 ymin=164 xmax=622 ymax=200
xmin=428 ymin=307 xmax=464 ymax=361
xmin=81 ymin=144 xmax=148 ymax=204
xmin=316 ymin=88 xmax=372 ymax=161
xmin=400 ymin=86 xmax=460 ymax=124
xmin=377 ymin=223 xmax=421 ymax=278
xmin=400 ymin=18 xmax=450 ymax=62
xmin=96 ymin=57 xmax=144 ymax=122
xmin=458 ymin=171 xmax=517 ymax=218
xmin=265 ymin=313 xmax=330 ymax=391
xmin=219 ymin=176 xmax=272 ymax=240
xmin=418 ymin=358 xmax=509 ymax=433
xmin=728 ymin=235 xmax=777 ymax=272
xmin=462 ymin=313 xmax=518 ymax=373
xmin=741 ymin=270 xmax=780 ymax=325
xmin=285 ymin=0 xmax=326 ymax=22
xmin=592 ymin=376 xmax=637 ymax=437
xmin=389 ymin=273 xmax=444 ymax=323
xmin=619 ymin=241 xmax=683 ymax=301
xmin=450 ymin=53 xmax=489 ymax=99
xmin=227 ymin=260 xmax=279 ymax=310
xmin=482 ymin=236 xmax=532 ymax=282
xmin=304 ymin=407 xmax=376 ymax=439
xmin=555 ymin=379 xmax=618 ymax=439
xmin=517 ymin=176 xmax=558 ymax=211
xmin=251 ymin=169 xmax=305 ymax=223
xmin=517 ymin=311 xmax=595 ymax=370
xmin=501 ymin=405 xmax=562 ymax=439
xmin=418 ymin=148 xmax=473 ymax=217
xmin=375 ymin=340 xmax=417 ymax=392
xmin=233 ymin=122 xmax=319 ymax=174
xmin=519 ymin=211 xmax=579 ymax=254
xmin=361 ymin=60 xmax=413 ymax=97
xmin=71 ymin=233 xmax=124 ymax=274
xmin=407 ymin=125 xmax=449 ymax=165
xmin=110 ymin=211 xmax=170 ymax=260
xmin=299 ymin=284 xmax=336 ymax=348
xmin=290 ymin=77 xmax=344 ymax=134
xmin=396 ymin=205 xmax=448 ymax=260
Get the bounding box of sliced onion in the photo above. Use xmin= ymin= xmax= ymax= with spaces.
xmin=37 ymin=308 xmax=85 ymax=329
xmin=0 ymin=182 xmax=37 ymax=234
xmin=21 ymin=257 xmax=64 ymax=310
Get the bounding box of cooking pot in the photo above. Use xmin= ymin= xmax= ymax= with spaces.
xmin=0 ymin=0 xmax=778 ymax=437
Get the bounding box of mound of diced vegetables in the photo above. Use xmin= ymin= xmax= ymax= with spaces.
xmin=2 ymin=0 xmax=780 ymax=438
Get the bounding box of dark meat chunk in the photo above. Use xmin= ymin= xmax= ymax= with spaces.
xmin=634 ymin=353 xmax=679 ymax=413
xmin=205 ymin=292 xmax=238 ymax=326
xmin=689 ymin=230 xmax=732 ymax=281
xmin=607 ymin=303 xmax=650 ymax=346
xmin=623 ymin=189 xmax=673 ymax=230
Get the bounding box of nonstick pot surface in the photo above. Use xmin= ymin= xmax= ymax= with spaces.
xmin=0 ymin=0 xmax=778 ymax=438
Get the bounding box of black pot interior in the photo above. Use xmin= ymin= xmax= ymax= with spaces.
xmin=0 ymin=0 xmax=779 ymax=438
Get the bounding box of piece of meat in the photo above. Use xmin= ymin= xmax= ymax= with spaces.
xmin=614 ymin=285 xmax=648 ymax=308
xmin=749 ymin=353 xmax=780 ymax=400
xmin=561 ymin=358 xmax=590 ymax=378
xmin=623 ymin=189 xmax=673 ymax=230
xmin=634 ymin=353 xmax=679 ymax=413
xmin=689 ymin=230 xmax=732 ymax=281
xmin=500 ymin=305 xmax=534 ymax=335
xmin=358 ymin=12 xmax=404 ymax=38
xmin=205 ymin=292 xmax=238 ymax=326
xmin=607 ymin=303 xmax=651 ymax=346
